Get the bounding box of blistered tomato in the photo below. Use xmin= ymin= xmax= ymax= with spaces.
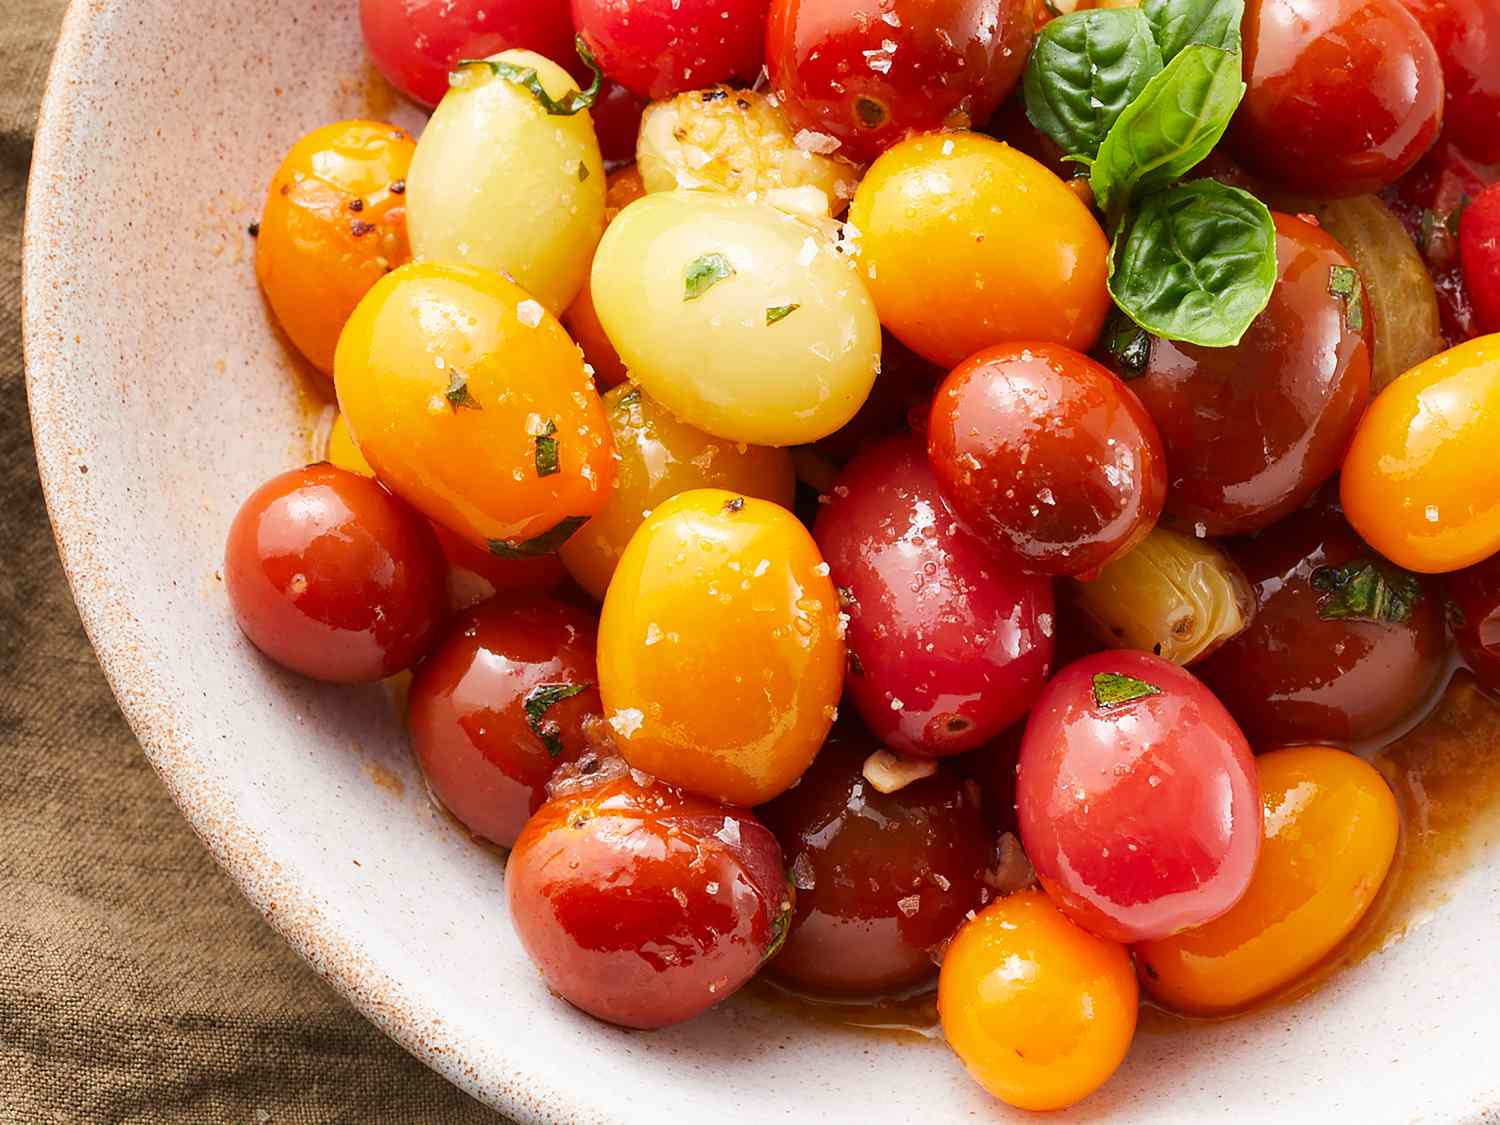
xmin=562 ymin=166 xmax=647 ymax=391
xmin=1342 ymin=335 xmax=1500 ymax=573
xmin=255 ymin=121 xmax=414 ymax=376
xmin=1136 ymin=747 xmax=1399 ymax=1015
xmin=849 ymin=133 xmax=1110 ymax=368
xmin=939 ymin=889 xmax=1137 ymax=1112
xmin=334 ymin=261 xmax=617 ymax=557
xmin=560 ymin=385 xmax=796 ymax=600
xmin=597 ymin=489 xmax=845 ymax=806
xmin=572 ymin=0 xmax=771 ymax=100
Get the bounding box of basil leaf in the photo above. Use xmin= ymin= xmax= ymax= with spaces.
xmin=1143 ymin=0 xmax=1244 ymax=62
xmin=1103 ymin=309 xmax=1154 ymax=378
xmin=1023 ymin=9 xmax=1163 ymax=160
xmin=1311 ymin=558 xmax=1422 ymax=625
xmin=1092 ymin=672 xmax=1162 ymax=710
xmin=453 ymin=35 xmax=602 ymax=116
xmin=1108 ymin=179 xmax=1277 ymax=348
xmin=1090 ymin=44 xmax=1245 ymax=216
xmin=488 ymin=515 xmax=589 ymax=558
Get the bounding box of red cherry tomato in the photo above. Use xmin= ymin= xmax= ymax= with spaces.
xmin=816 ymin=436 xmax=1054 ymax=756
xmin=1399 ymin=0 xmax=1500 ymax=165
xmin=507 ymin=771 xmax=789 ymax=1029
xmin=928 ymin=342 xmax=1167 ymax=579
xmin=1447 ymin=552 xmax=1500 ymax=693
xmin=359 ymin=0 xmax=579 ymax=109
xmin=1017 ymin=651 xmax=1261 ymax=944
xmin=1232 ymin=0 xmax=1445 ymax=198
xmin=224 ymin=464 xmax=447 ymax=682
xmin=1460 ymin=183 xmax=1500 ymax=335
xmin=572 ymin=0 xmax=771 ymax=100
xmin=766 ymin=0 xmax=1038 ymax=165
xmin=408 ymin=598 xmax=601 ymax=848
xmin=591 ymin=80 xmax=648 ymax=167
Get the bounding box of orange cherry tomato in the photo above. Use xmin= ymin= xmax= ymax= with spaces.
xmin=597 ymin=489 xmax=845 ymax=806
xmin=334 ymin=261 xmax=617 ymax=557
xmin=1135 ymin=746 xmax=1399 ymax=1016
xmin=848 ymin=132 xmax=1111 ymax=369
xmin=1342 ymin=335 xmax=1500 ymax=573
xmin=939 ymin=889 xmax=1138 ymax=1113
xmin=564 ymin=167 xmax=647 ymax=390
xmin=256 ymin=120 xmax=414 ymax=376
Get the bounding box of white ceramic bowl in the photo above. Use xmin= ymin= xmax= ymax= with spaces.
xmin=22 ymin=2 xmax=1500 ymax=1121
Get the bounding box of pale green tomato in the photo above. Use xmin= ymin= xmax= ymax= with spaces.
xmin=406 ymin=50 xmax=605 ymax=315
xmin=588 ymin=191 xmax=882 ymax=447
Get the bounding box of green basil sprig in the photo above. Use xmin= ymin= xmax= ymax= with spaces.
xmin=1142 ymin=0 xmax=1243 ymax=61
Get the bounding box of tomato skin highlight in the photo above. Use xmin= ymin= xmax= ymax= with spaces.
xmin=1460 ymin=185 xmax=1500 ymax=336
xmin=572 ymin=0 xmax=772 ymax=100
xmin=1398 ymin=0 xmax=1500 ymax=166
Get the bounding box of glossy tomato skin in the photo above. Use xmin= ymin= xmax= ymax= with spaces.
xmin=1232 ymin=0 xmax=1445 ymax=198
xmin=1461 ymin=184 xmax=1500 ymax=335
xmin=1017 ymin=651 xmax=1261 ymax=944
xmin=1399 ymin=0 xmax=1500 ymax=165
xmin=507 ymin=772 xmax=789 ymax=1029
xmin=408 ymin=598 xmax=601 ymax=848
xmin=928 ymin=342 xmax=1167 ymax=579
xmin=1126 ymin=214 xmax=1373 ymax=537
xmin=1196 ymin=507 xmax=1447 ymax=745
xmin=766 ymin=0 xmax=1038 ymax=165
xmin=224 ymin=464 xmax=447 ymax=682
xmin=1445 ymin=552 xmax=1500 ymax=692
xmin=815 ymin=436 xmax=1054 ymax=756
xmin=572 ymin=0 xmax=771 ymax=100
xmin=758 ymin=727 xmax=991 ymax=995
xmin=591 ymin=81 xmax=649 ymax=167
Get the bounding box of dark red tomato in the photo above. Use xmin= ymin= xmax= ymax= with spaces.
xmin=965 ymin=724 xmax=1023 ymax=834
xmin=758 ymin=726 xmax=991 ymax=995
xmin=572 ymin=0 xmax=771 ymax=100
xmin=928 ymin=341 xmax=1167 ymax=579
xmin=1399 ymin=0 xmax=1500 ymax=165
xmin=766 ymin=0 xmax=1038 ymax=165
xmin=1123 ymin=214 xmax=1373 ymax=537
xmin=591 ymin=80 xmax=648 ymax=167
xmin=1447 ymin=551 xmax=1500 ymax=692
xmin=1016 ymin=651 xmax=1261 ymax=944
xmin=360 ymin=0 xmax=579 ymax=109
xmin=983 ymin=92 xmax=1072 ymax=181
xmin=429 ymin=520 xmax=566 ymax=612
xmin=507 ymin=771 xmax=788 ymax=1029
xmin=1196 ymin=506 xmax=1447 ymax=745
xmin=1460 ymin=182 xmax=1500 ymax=334
xmin=816 ymin=436 xmax=1054 ymax=756
xmin=408 ymin=598 xmax=601 ymax=848
xmin=224 ymin=464 xmax=446 ymax=682
xmin=1232 ymin=0 xmax=1445 ymax=198
xmin=812 ymin=333 xmax=940 ymax=465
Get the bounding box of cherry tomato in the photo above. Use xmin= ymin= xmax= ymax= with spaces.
xmin=359 ymin=0 xmax=579 ymax=109
xmin=938 ymin=889 xmax=1137 ymax=1112
xmin=1232 ymin=0 xmax=1445 ymax=198
xmin=928 ymin=342 xmax=1167 ymax=579
xmin=758 ymin=725 xmax=991 ymax=995
xmin=1399 ymin=0 xmax=1500 ymax=165
xmin=255 ymin=121 xmax=414 ymax=376
xmin=1342 ymin=335 xmax=1500 ymax=573
xmin=1017 ymin=651 xmax=1261 ymax=944
xmin=1124 ymin=214 xmax=1373 ymax=536
xmin=591 ymin=80 xmax=649 ymax=168
xmin=334 ymin=261 xmax=617 ymax=557
xmin=1460 ymin=183 xmax=1500 ymax=335
xmin=766 ymin=0 xmax=1038 ymax=166
xmin=563 ymin=167 xmax=647 ymax=392
xmin=597 ymin=489 xmax=845 ymax=806
xmin=408 ymin=598 xmax=601 ymax=848
xmin=1447 ymin=552 xmax=1500 ymax=692
xmin=507 ymin=771 xmax=789 ymax=1029
xmin=815 ymin=436 xmax=1054 ymax=756
xmin=1136 ymin=747 xmax=1399 ymax=1015
xmin=849 ymin=134 xmax=1111 ymax=368
xmin=1196 ymin=505 xmax=1447 ymax=745
xmin=224 ymin=464 xmax=447 ymax=682
xmin=572 ymin=0 xmax=771 ymax=100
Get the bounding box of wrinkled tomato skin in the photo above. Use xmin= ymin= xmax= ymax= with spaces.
xmin=572 ymin=0 xmax=772 ymax=100
xmin=1196 ymin=507 xmax=1447 ymax=745
xmin=1017 ymin=651 xmax=1262 ymax=944
xmin=766 ymin=0 xmax=1038 ymax=165
xmin=224 ymin=464 xmax=447 ymax=683
xmin=928 ymin=342 xmax=1167 ymax=579
xmin=758 ymin=728 xmax=991 ymax=995
xmin=1126 ymin=214 xmax=1373 ymax=537
xmin=1233 ymin=0 xmax=1446 ymax=198
xmin=1446 ymin=552 xmax=1500 ymax=693
xmin=1399 ymin=0 xmax=1500 ymax=165
xmin=816 ymin=436 xmax=1054 ymax=756
xmin=507 ymin=773 xmax=787 ymax=1029
xmin=408 ymin=598 xmax=601 ymax=849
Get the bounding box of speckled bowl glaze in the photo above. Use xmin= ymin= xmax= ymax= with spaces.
xmin=20 ymin=2 xmax=1500 ymax=1122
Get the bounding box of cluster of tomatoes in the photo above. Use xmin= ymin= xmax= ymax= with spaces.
xmin=225 ymin=0 xmax=1500 ymax=1112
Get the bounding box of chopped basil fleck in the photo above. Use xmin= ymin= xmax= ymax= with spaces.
xmin=444 ymin=371 xmax=482 ymax=412
xmin=578 ymin=161 xmax=590 ymax=182
xmin=1092 ymin=671 xmax=1162 ymax=709
xmin=684 ymin=253 xmax=735 ymax=301
xmin=1311 ymin=557 xmax=1421 ymax=625
xmin=1327 ymin=265 xmax=1366 ymax=334
xmin=766 ymin=304 xmax=801 ymax=326
xmin=488 ymin=515 xmax=589 ymax=558
xmin=535 ymin=419 xmax=560 ymax=477
xmin=523 ymin=682 xmax=594 ymax=757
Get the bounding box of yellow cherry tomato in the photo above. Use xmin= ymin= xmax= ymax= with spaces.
xmin=939 ymin=889 xmax=1138 ymax=1113
xmin=1135 ymin=746 xmax=1399 ymax=1015
xmin=327 ymin=413 xmax=374 ymax=477
xmin=1342 ymin=334 xmax=1500 ymax=573
xmin=255 ymin=120 xmax=415 ymax=376
xmin=560 ymin=386 xmax=797 ymax=600
xmin=848 ymin=132 xmax=1111 ymax=369
xmin=334 ymin=261 xmax=616 ymax=556
xmin=597 ymin=489 xmax=844 ymax=805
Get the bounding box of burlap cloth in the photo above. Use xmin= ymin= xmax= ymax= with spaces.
xmin=1 ymin=5 xmax=505 ymax=1121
